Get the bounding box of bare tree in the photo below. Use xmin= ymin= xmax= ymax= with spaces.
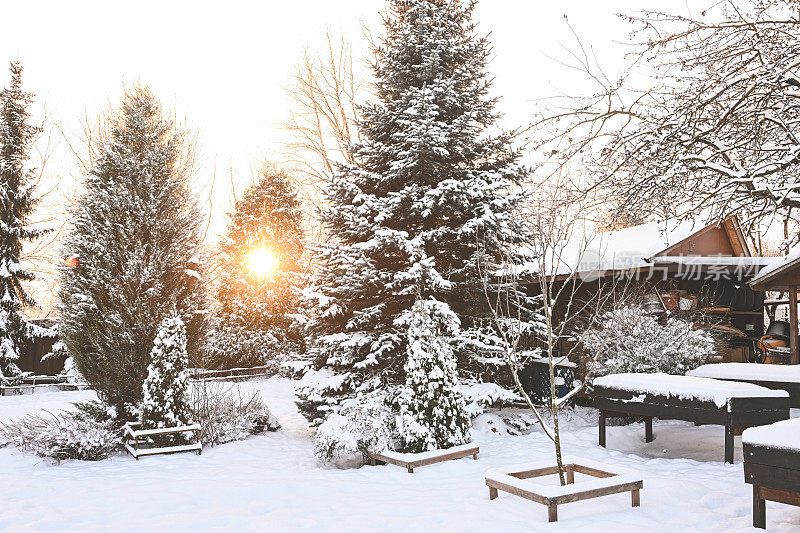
xmin=532 ymin=1 xmax=800 ymax=249
xmin=479 ymin=173 xmax=610 ymax=486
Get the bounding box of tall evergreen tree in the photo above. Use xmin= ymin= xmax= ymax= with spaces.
xmin=0 ymin=62 xmax=50 ymax=383
xmin=59 ymin=87 xmax=207 ymax=416
xmin=296 ymin=0 xmax=529 ymax=423
xmin=208 ymin=167 xmax=305 ymax=369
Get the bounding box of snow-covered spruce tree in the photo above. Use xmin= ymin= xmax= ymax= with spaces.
xmin=208 ymin=167 xmax=305 ymax=369
xmin=296 ymin=0 xmax=530 ymax=423
xmin=141 ymin=315 xmax=192 ymax=443
xmin=0 ymin=62 xmax=51 ymax=383
xmin=397 ymin=299 xmax=471 ymax=453
xmin=58 ymin=87 xmax=207 ymax=416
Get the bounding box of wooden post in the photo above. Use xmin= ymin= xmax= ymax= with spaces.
xmin=631 ymin=489 xmax=640 ymax=507
xmin=791 ymin=285 xmax=799 ymax=365
xmin=753 ymin=485 xmax=766 ymax=529
xmin=489 ymin=486 xmax=498 ymax=500
xmin=598 ymin=411 xmax=606 ymax=448
xmin=547 ymin=504 xmax=558 ymax=522
xmin=645 ymin=418 xmax=654 ymax=443
xmin=724 ymin=424 xmax=734 ymax=464
xmin=566 ymin=464 xmax=574 ymax=484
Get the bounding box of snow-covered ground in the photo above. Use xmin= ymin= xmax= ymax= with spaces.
xmin=2 ymin=377 xmax=799 ymax=532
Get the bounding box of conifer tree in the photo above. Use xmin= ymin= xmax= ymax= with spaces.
xmin=0 ymin=62 xmax=50 ymax=383
xmin=209 ymin=167 xmax=305 ymax=369
xmin=141 ymin=315 xmax=192 ymax=442
xmin=296 ymin=0 xmax=530 ymax=422
xmin=397 ymin=299 xmax=471 ymax=452
xmin=58 ymin=87 xmax=206 ymax=416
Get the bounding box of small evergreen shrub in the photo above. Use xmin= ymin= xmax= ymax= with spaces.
xmin=396 ymin=299 xmax=472 ymax=453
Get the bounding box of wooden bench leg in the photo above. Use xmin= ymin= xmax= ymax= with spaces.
xmin=753 ymin=485 xmax=766 ymax=529
xmin=566 ymin=464 xmax=574 ymax=485
xmin=599 ymin=410 xmax=606 ymax=448
xmin=489 ymin=486 xmax=498 ymax=500
xmin=407 ymin=466 xmax=414 ymax=474
xmin=548 ymin=504 xmax=558 ymax=522
xmin=645 ymin=417 xmax=654 ymax=443
xmin=473 ymin=453 xmax=478 ymax=460
xmin=631 ymin=489 xmax=640 ymax=507
xmin=724 ymin=424 xmax=734 ymax=464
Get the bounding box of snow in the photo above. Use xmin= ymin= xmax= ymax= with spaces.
xmin=688 ymin=363 xmax=800 ymax=384
xmin=485 ymin=457 xmax=642 ymax=499
xmin=749 ymin=243 xmax=800 ymax=286
xmin=742 ymin=418 xmax=800 ymax=451
xmin=593 ymin=373 xmax=788 ymax=408
xmin=376 ymin=442 xmax=478 ymax=463
xmin=2 ymin=378 xmax=800 ymax=531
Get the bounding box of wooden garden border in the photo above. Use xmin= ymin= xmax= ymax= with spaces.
xmin=744 ymin=436 xmax=800 ymax=528
xmin=124 ymin=422 xmax=202 ymax=459
xmin=594 ymin=385 xmax=790 ymax=463
xmin=368 ymin=443 xmax=479 ymax=473
xmin=485 ymin=460 xmax=643 ymax=522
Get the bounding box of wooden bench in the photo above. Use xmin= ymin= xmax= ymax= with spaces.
xmin=743 ymin=419 xmax=800 ymax=529
xmin=485 ymin=459 xmax=643 ymax=522
xmin=124 ymin=422 xmax=202 ymax=459
xmin=688 ymin=363 xmax=800 ymax=408
xmin=594 ymin=373 xmax=790 ymax=463
xmin=368 ymin=443 xmax=479 ymax=473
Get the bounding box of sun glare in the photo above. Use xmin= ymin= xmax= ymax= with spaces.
xmin=247 ymin=246 xmax=280 ymax=278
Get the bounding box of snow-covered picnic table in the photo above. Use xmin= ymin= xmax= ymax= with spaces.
xmin=688 ymin=363 xmax=800 ymax=407
xmin=593 ymin=373 xmax=790 ymax=463
xmin=742 ymin=418 xmax=800 ymax=529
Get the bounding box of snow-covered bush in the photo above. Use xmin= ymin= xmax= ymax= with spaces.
xmin=141 ymin=316 xmax=193 ymax=444
xmin=396 ymin=299 xmax=472 ymax=453
xmin=313 ymin=392 xmax=394 ymax=465
xmin=461 ymin=382 xmax=522 ymax=418
xmin=580 ymin=305 xmax=715 ymax=385
xmin=0 ymin=406 xmax=121 ymax=462
xmin=190 ymin=382 xmax=280 ymax=446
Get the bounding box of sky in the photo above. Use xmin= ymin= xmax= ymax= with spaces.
xmin=0 ymin=0 xmax=698 ymax=311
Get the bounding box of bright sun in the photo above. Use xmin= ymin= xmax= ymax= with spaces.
xmin=247 ymin=246 xmax=280 ymax=278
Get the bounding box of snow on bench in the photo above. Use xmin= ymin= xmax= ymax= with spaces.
xmin=688 ymin=363 xmax=800 ymax=407
xmin=743 ymin=418 xmax=800 ymax=452
xmin=124 ymin=422 xmax=202 ymax=459
xmin=593 ymin=373 xmax=790 ymax=463
xmin=742 ymin=418 xmax=800 ymax=529
xmin=368 ymin=442 xmax=479 ymax=473
xmin=485 ymin=457 xmax=643 ymax=523
xmin=593 ymin=373 xmax=788 ymax=408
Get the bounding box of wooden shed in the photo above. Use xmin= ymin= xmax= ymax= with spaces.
xmin=750 ymin=250 xmax=800 ymax=365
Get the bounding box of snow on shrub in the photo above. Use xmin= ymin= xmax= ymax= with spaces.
xmin=461 ymin=382 xmax=521 ymax=418
xmin=141 ymin=316 xmax=193 ymax=437
xmin=313 ymin=392 xmax=393 ymax=465
xmin=580 ymin=305 xmax=715 ymax=385
xmin=396 ymin=299 xmax=472 ymax=453
xmin=0 ymin=404 xmax=121 ymax=462
xmin=190 ymin=382 xmax=280 ymax=446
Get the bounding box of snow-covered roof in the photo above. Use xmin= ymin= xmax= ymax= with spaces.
xmin=526 ymin=219 xmax=715 ymax=279
xmin=749 ymin=243 xmax=800 ymax=289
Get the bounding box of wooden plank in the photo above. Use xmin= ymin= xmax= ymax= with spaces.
xmin=485 ymin=478 xmax=550 ymax=505
xmin=571 ymin=464 xmax=615 ymax=479
xmin=760 ymin=486 xmax=800 ymax=507
xmin=508 ymin=466 xmax=560 ymax=479
xmin=550 ymin=480 xmax=643 ymax=506
xmin=744 ymin=444 xmax=800 ymax=469
xmin=408 ymin=446 xmax=480 ymax=468
xmin=127 ymin=443 xmax=202 ymax=457
xmin=126 ymin=424 xmax=201 ymax=438
xmin=745 ymin=463 xmax=800 ymax=493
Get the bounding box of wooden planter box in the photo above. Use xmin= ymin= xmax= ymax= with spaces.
xmin=485 ymin=458 xmax=643 ymax=522
xmin=594 ymin=374 xmax=790 ymax=463
xmin=743 ymin=419 xmax=800 ymax=529
xmin=367 ymin=443 xmax=479 ymax=473
xmin=124 ymin=422 xmax=202 ymax=459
